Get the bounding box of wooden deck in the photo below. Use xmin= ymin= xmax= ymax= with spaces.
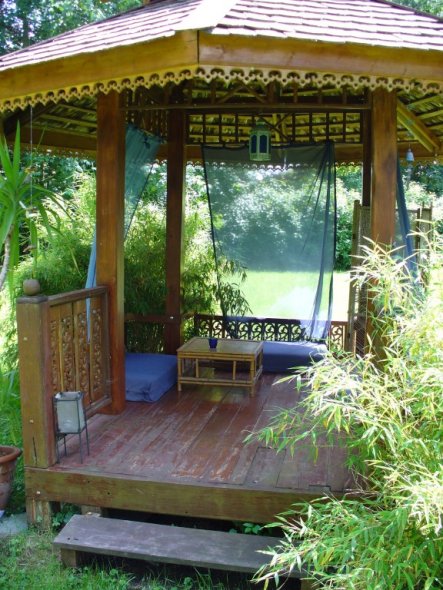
xmin=25 ymin=373 xmax=351 ymax=524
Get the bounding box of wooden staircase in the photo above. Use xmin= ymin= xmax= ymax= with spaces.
xmin=54 ymin=514 xmax=312 ymax=588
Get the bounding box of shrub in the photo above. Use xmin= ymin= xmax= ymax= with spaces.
xmin=253 ymin=233 xmax=443 ymax=589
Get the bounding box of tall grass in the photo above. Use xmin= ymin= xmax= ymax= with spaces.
xmin=253 ymin=233 xmax=443 ymax=589
xmin=0 ymin=530 xmax=251 ymax=590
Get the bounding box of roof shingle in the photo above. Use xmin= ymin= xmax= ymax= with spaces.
xmin=0 ymin=0 xmax=442 ymax=74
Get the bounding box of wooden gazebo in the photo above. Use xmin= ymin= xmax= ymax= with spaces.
xmin=1 ymin=0 xmax=442 ymax=529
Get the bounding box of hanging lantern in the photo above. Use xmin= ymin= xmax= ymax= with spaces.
xmin=249 ymin=121 xmax=271 ymax=161
xmin=406 ymin=147 xmax=415 ymax=163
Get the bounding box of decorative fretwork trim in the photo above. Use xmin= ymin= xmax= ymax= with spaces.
xmin=2 ymin=65 xmax=443 ymax=113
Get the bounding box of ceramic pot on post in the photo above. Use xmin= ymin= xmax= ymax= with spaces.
xmin=0 ymin=445 xmax=22 ymax=518
xmin=22 ymin=278 xmax=41 ymax=296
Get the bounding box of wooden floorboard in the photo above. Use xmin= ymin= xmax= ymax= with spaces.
xmin=51 ymin=372 xmax=351 ymax=515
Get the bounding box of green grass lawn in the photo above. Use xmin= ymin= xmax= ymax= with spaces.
xmin=239 ymin=270 xmax=350 ymax=321
xmin=0 ymin=530 xmax=251 ymax=590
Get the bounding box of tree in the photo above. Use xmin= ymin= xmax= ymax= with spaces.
xmin=395 ymin=0 xmax=443 ymax=15
xmin=0 ymin=0 xmax=139 ymax=53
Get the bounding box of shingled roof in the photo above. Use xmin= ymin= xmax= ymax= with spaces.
xmin=0 ymin=0 xmax=443 ymax=73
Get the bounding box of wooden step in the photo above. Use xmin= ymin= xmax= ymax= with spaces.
xmin=54 ymin=514 xmax=308 ymax=582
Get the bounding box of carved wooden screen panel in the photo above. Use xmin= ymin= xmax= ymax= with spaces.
xmin=194 ymin=314 xmax=347 ymax=350
xmin=48 ymin=287 xmax=111 ymax=416
xmin=89 ymin=293 xmax=110 ymax=405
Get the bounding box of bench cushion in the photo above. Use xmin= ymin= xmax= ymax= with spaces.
xmin=263 ymin=340 xmax=327 ymax=373
xmin=125 ymin=353 xmax=177 ymax=402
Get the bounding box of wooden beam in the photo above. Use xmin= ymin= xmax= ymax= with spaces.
xmin=19 ymin=127 xmax=96 ymax=155
xmin=16 ymin=296 xmax=57 ymax=468
xmin=96 ymin=91 xmax=125 ymax=413
xmin=371 ymin=89 xmax=397 ymax=245
xmin=125 ymin=103 xmax=369 ymax=113
xmin=419 ymin=107 xmax=443 ymax=120
xmin=362 ymin=109 xmax=371 ymax=207
xmin=39 ymin=113 xmax=97 ymax=129
xmin=199 ymin=33 xmax=443 ymax=85
xmin=25 ymin=467 xmax=317 ymax=524
xmin=397 ymin=99 xmax=441 ymax=153
xmin=165 ymin=110 xmax=186 ymax=354
xmin=2 ymin=104 xmax=53 ymax=138
xmin=1 ymin=30 xmax=442 ymax=111
xmin=397 ymin=141 xmax=443 ymax=163
xmin=0 ymin=32 xmax=198 ymax=105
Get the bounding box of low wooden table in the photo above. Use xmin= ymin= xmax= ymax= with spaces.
xmin=177 ymin=337 xmax=263 ymax=395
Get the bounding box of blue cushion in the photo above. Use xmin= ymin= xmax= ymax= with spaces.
xmin=125 ymin=353 xmax=177 ymax=402
xmin=263 ymin=341 xmax=327 ymax=373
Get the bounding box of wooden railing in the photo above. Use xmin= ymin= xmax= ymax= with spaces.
xmin=47 ymin=288 xmax=111 ymax=413
xmin=124 ymin=312 xmax=348 ymax=352
xmin=194 ymin=314 xmax=348 ymax=351
xmin=124 ymin=312 xmax=194 ymax=353
xmin=17 ymin=287 xmax=111 ymax=468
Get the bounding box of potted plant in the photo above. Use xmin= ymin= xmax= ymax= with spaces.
xmin=0 ymin=445 xmax=22 ymax=518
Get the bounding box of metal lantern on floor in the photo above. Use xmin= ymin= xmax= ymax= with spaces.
xmin=53 ymin=391 xmax=89 ymax=462
xmin=249 ymin=121 xmax=271 ymax=161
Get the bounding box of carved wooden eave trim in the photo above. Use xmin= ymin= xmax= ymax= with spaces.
xmin=1 ymin=28 xmax=443 ymax=113
xmin=2 ymin=64 xmax=443 ymax=114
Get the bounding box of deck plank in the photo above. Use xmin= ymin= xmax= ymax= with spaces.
xmin=54 ymin=514 xmax=305 ymax=576
xmin=47 ymin=372 xmax=352 ymax=522
xmin=227 ymin=374 xmax=301 ymax=485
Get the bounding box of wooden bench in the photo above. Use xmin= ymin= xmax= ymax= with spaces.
xmin=54 ymin=514 xmax=312 ymax=588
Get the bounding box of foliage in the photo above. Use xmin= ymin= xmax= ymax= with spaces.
xmin=0 ymin=529 xmax=250 ymax=590
xmin=0 ymin=368 xmax=25 ymax=513
xmin=252 ymin=233 xmax=443 ymax=589
xmin=411 ymin=163 xmax=443 ymax=199
xmin=6 ymin=164 xmax=247 ymax=355
xmin=395 ymin=0 xmax=443 ymax=16
xmin=0 ymin=125 xmax=64 ymax=293
xmin=0 ymin=0 xmax=139 ymax=53
xmin=229 ymin=521 xmax=263 ymax=535
xmin=12 ymin=171 xmax=94 ymax=298
xmin=0 ymin=531 xmax=133 ymax=590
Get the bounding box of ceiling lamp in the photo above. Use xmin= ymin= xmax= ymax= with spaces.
xmin=249 ymin=121 xmax=271 ymax=162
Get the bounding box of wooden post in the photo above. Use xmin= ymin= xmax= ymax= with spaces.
xmin=361 ymin=108 xmax=372 ymax=208
xmin=16 ymin=296 xmax=56 ymax=468
xmin=26 ymin=497 xmax=55 ymax=529
xmin=367 ymin=89 xmax=398 ymax=356
xmin=96 ymin=91 xmax=126 ymax=413
xmin=165 ymin=110 xmax=186 ymax=354
xmin=370 ymin=88 xmax=397 ymax=244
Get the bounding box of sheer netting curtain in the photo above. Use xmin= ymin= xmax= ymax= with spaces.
xmin=86 ymin=124 xmax=162 ymax=289
xmin=203 ymin=142 xmax=336 ymax=341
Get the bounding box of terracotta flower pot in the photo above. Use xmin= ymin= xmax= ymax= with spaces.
xmin=0 ymin=445 xmax=22 ymax=517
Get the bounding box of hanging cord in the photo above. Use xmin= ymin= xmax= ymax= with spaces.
xmin=30 ymin=106 xmax=32 ymax=185
xmin=26 ymin=105 xmax=38 ymax=268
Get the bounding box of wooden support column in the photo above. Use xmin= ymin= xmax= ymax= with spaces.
xmin=96 ymin=91 xmax=125 ymax=413
xmin=362 ymin=109 xmax=372 ymax=208
xmin=16 ymin=296 xmax=56 ymax=468
xmin=368 ymin=89 xmax=398 ymax=357
xmin=370 ymin=88 xmax=397 ymax=244
xmin=165 ymin=110 xmax=186 ymax=354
